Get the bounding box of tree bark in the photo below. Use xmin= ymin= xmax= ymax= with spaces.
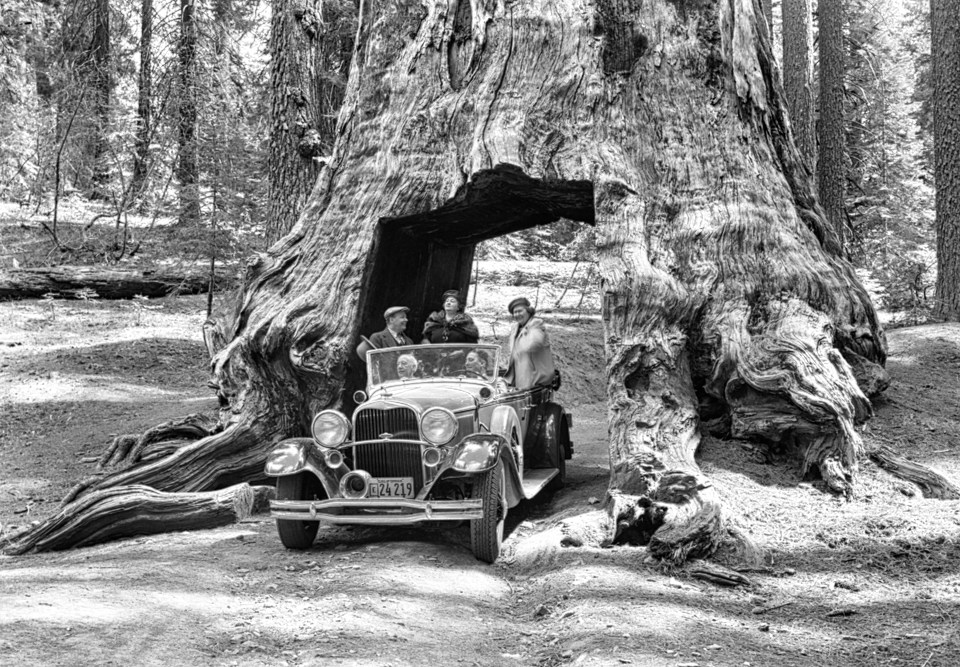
xmin=177 ymin=0 xmax=200 ymax=225
xmin=0 ymin=265 xmax=235 ymax=300
xmin=932 ymin=0 xmax=960 ymax=319
xmin=266 ymin=0 xmax=356 ymax=243
xmin=782 ymin=0 xmax=815 ymax=171
xmin=15 ymin=0 xmax=895 ymax=561
xmin=131 ymin=0 xmax=153 ymax=201
xmin=817 ymin=0 xmax=848 ymax=250
xmin=0 ymin=484 xmax=269 ymax=555
xmin=88 ymin=0 xmax=111 ymax=198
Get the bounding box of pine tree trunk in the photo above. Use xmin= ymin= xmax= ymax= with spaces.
xmin=817 ymin=0 xmax=847 ymax=250
xmin=89 ymin=0 xmax=111 ymax=199
xmin=177 ymin=0 xmax=200 ymax=226
xmin=782 ymin=0 xmax=815 ymax=171
xmin=932 ymin=0 xmax=960 ymax=319
xmin=265 ymin=0 xmax=356 ymax=243
xmin=31 ymin=0 xmax=894 ymax=563
xmin=131 ymin=0 xmax=153 ymax=201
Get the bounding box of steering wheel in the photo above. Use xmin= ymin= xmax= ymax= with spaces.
xmin=458 ymin=369 xmax=486 ymax=379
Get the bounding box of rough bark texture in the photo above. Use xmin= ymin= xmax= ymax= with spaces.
xmin=131 ymin=0 xmax=153 ymax=200
xmin=0 ymin=484 xmax=265 ymax=556
xmin=177 ymin=0 xmax=200 ymax=225
xmin=817 ymin=0 xmax=847 ymax=249
xmin=932 ymin=0 xmax=960 ymax=319
xmin=266 ymin=0 xmax=357 ymax=243
xmin=0 ymin=266 xmax=235 ymax=300
xmin=782 ymin=0 xmax=815 ymax=171
xmin=18 ymin=0 xmax=892 ymax=560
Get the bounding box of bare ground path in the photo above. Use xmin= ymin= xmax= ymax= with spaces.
xmin=2 ymin=296 xmax=960 ymax=666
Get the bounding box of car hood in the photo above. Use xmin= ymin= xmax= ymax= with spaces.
xmin=364 ymin=380 xmax=484 ymax=413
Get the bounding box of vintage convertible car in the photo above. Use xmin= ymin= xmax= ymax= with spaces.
xmin=265 ymin=343 xmax=573 ymax=563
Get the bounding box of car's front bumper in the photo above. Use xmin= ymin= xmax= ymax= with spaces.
xmin=270 ymin=497 xmax=483 ymax=524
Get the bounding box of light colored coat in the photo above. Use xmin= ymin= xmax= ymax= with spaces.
xmin=505 ymin=317 xmax=555 ymax=389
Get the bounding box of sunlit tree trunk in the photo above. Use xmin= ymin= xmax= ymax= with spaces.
xmin=817 ymin=0 xmax=847 ymax=250
xmin=88 ymin=0 xmax=111 ymax=198
xmin=265 ymin=0 xmax=356 ymax=243
xmin=177 ymin=0 xmax=200 ymax=225
xmin=932 ymin=0 xmax=960 ymax=319
xmin=783 ymin=0 xmax=815 ymax=171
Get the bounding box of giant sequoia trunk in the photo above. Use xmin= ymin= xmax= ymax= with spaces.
xmin=10 ymin=0 xmax=901 ymax=559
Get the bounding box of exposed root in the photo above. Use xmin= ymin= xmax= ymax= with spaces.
xmin=99 ymin=413 xmax=222 ymax=469
xmin=1 ymin=483 xmax=260 ymax=556
xmin=65 ymin=418 xmax=279 ymax=504
xmin=868 ymin=445 xmax=960 ymax=500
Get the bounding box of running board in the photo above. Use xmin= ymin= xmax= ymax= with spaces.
xmin=521 ymin=468 xmax=558 ymax=498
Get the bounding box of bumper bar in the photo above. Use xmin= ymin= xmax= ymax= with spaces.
xmin=270 ymin=498 xmax=483 ymax=524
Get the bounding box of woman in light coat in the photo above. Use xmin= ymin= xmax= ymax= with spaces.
xmin=504 ymin=297 xmax=555 ymax=389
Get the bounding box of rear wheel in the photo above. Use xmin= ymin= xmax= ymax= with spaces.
xmin=275 ymin=473 xmax=322 ymax=549
xmin=470 ymin=459 xmax=506 ymax=563
xmin=547 ymin=419 xmax=567 ymax=491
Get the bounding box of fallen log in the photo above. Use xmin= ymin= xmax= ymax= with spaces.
xmin=0 ymin=483 xmax=271 ymax=555
xmin=0 ymin=265 xmax=236 ymax=300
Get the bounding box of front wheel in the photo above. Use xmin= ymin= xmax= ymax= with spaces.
xmin=470 ymin=459 xmax=507 ymax=563
xmin=275 ymin=473 xmax=322 ymax=549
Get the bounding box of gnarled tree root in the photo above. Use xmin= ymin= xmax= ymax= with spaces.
xmin=0 ymin=483 xmax=272 ymax=556
xmin=99 ymin=413 xmax=222 ymax=469
xmin=868 ymin=445 xmax=960 ymax=499
xmin=65 ymin=418 xmax=278 ymax=504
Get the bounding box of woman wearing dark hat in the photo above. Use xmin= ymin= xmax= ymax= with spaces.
xmin=421 ymin=289 xmax=480 ymax=344
xmin=504 ymin=297 xmax=555 ymax=389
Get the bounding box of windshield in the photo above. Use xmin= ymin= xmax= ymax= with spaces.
xmin=366 ymin=344 xmax=501 ymax=387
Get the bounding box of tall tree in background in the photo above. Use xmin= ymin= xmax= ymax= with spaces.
xmin=177 ymin=0 xmax=200 ymax=225
xmin=131 ymin=0 xmax=153 ymax=201
xmin=818 ymin=0 xmax=848 ymax=250
xmin=783 ymin=0 xmax=815 ymax=171
xmin=88 ymin=0 xmax=111 ymax=198
xmin=932 ymin=0 xmax=960 ymax=318
xmin=266 ymin=0 xmax=356 ymax=243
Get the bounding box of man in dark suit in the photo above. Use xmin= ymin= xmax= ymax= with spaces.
xmin=357 ymin=306 xmax=415 ymax=359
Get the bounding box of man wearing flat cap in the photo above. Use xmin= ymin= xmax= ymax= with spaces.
xmin=370 ymin=306 xmax=415 ymax=348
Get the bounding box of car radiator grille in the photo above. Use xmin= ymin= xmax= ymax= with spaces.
xmin=353 ymin=407 xmax=424 ymax=489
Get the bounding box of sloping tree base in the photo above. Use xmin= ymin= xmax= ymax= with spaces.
xmin=0 ymin=483 xmax=271 ymax=556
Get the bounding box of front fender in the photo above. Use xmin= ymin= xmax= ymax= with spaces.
xmin=264 ymin=437 xmax=345 ymax=499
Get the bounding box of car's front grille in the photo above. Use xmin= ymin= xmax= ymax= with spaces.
xmin=355 ymin=406 xmax=419 ymax=441
xmin=352 ymin=407 xmax=424 ymax=490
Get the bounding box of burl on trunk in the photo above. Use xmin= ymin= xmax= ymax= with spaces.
xmin=8 ymin=0 xmax=913 ymax=559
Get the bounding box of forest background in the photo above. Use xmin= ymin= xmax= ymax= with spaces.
xmin=0 ymin=0 xmax=951 ymax=325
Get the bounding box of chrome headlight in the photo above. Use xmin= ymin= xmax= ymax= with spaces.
xmin=311 ymin=410 xmax=350 ymax=448
xmin=421 ymin=408 xmax=457 ymax=446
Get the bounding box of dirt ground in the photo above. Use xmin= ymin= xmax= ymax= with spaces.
xmin=1 ymin=291 xmax=959 ymax=667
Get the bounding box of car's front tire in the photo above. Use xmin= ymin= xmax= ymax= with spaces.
xmin=275 ymin=473 xmax=322 ymax=549
xmin=470 ymin=459 xmax=506 ymax=563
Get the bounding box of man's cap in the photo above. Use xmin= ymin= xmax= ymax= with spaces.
xmin=384 ymin=306 xmax=409 ymax=320
xmin=442 ymin=289 xmax=461 ymax=303
xmin=508 ymin=297 xmax=531 ymax=313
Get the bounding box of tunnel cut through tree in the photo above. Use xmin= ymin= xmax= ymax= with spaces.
xmin=11 ymin=0 xmax=960 ymax=559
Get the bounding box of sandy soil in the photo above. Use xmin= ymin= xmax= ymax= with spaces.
xmin=1 ymin=294 xmax=959 ymax=667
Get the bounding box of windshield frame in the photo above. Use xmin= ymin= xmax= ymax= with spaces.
xmin=365 ymin=344 xmax=501 ymax=388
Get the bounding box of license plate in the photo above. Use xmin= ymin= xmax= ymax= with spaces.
xmin=370 ymin=477 xmax=415 ymax=498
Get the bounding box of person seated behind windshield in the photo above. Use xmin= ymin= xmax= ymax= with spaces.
xmin=356 ymin=306 xmax=414 ymax=360
xmin=464 ymin=350 xmax=488 ymax=377
xmin=503 ymin=297 xmax=555 ymax=390
xmin=396 ymin=353 xmax=419 ymax=379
